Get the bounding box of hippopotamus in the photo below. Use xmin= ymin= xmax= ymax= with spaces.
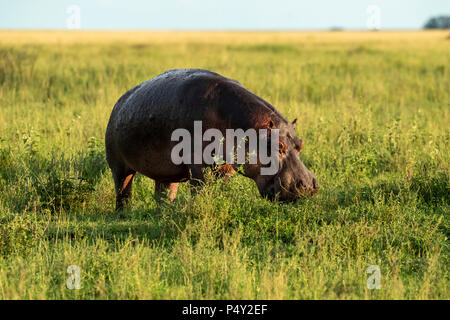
xmin=105 ymin=69 xmax=317 ymax=210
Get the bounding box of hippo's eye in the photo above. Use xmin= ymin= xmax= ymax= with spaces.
xmin=295 ymin=140 xmax=304 ymax=153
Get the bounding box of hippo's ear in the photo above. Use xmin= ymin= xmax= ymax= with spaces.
xmin=292 ymin=118 xmax=297 ymax=127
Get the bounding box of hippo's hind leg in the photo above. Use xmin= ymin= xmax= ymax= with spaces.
xmin=154 ymin=181 xmax=179 ymax=201
xmin=110 ymin=164 xmax=136 ymax=211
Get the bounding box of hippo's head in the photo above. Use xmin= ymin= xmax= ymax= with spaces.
xmin=250 ymin=118 xmax=318 ymax=202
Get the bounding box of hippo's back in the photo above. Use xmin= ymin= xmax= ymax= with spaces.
xmin=110 ymin=69 xmax=229 ymax=127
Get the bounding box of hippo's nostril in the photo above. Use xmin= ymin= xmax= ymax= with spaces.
xmin=295 ymin=179 xmax=304 ymax=190
xmin=312 ymin=178 xmax=318 ymax=189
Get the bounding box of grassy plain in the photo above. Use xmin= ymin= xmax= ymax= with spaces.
xmin=0 ymin=31 xmax=448 ymax=299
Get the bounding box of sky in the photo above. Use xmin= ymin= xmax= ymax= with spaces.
xmin=0 ymin=0 xmax=449 ymax=30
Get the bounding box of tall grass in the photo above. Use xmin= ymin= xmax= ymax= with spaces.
xmin=0 ymin=31 xmax=448 ymax=299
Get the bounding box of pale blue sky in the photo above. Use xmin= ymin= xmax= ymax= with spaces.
xmin=0 ymin=0 xmax=449 ymax=30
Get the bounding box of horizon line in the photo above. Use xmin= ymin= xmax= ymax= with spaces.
xmin=0 ymin=28 xmax=435 ymax=32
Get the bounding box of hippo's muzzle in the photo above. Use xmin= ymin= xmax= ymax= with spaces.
xmin=259 ymin=160 xmax=318 ymax=203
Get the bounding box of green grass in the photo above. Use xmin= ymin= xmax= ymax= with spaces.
xmin=0 ymin=31 xmax=448 ymax=299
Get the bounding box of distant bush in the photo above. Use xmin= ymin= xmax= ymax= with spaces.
xmin=424 ymin=16 xmax=450 ymax=29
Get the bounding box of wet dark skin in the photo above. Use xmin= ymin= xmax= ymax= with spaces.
xmin=105 ymin=69 xmax=318 ymax=210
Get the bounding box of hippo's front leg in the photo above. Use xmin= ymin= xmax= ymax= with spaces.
xmin=154 ymin=181 xmax=179 ymax=201
xmin=187 ymin=164 xmax=207 ymax=192
xmin=217 ymin=164 xmax=236 ymax=183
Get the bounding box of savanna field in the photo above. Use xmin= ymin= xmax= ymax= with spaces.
xmin=0 ymin=31 xmax=448 ymax=299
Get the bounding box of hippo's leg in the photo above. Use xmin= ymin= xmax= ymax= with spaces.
xmin=187 ymin=165 xmax=206 ymax=192
xmin=111 ymin=164 xmax=136 ymax=211
xmin=216 ymin=164 xmax=236 ymax=183
xmin=154 ymin=181 xmax=179 ymax=201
